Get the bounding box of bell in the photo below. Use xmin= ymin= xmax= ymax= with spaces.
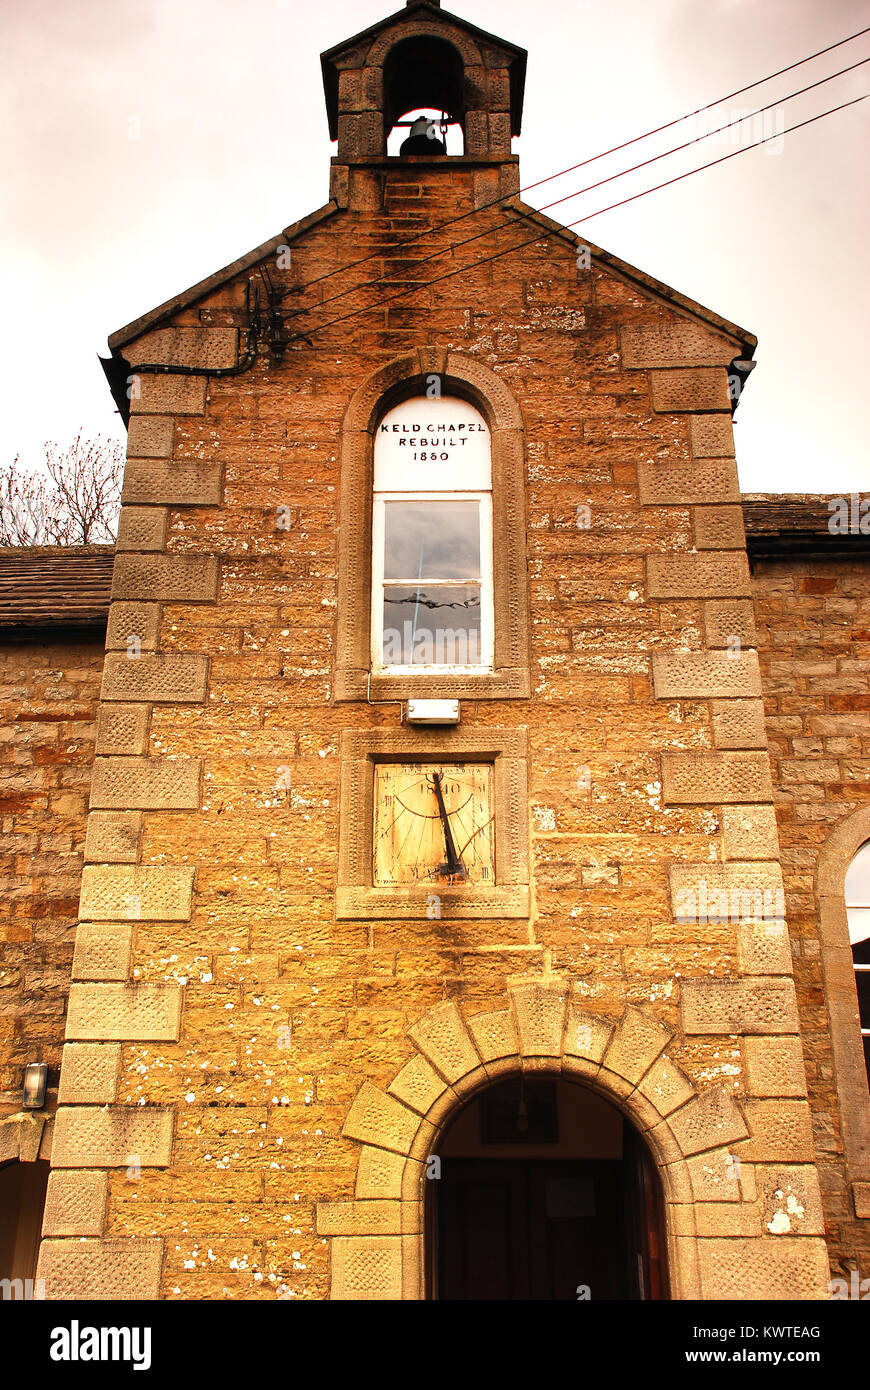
xmin=400 ymin=115 xmax=446 ymax=156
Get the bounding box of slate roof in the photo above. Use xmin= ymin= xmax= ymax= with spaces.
xmin=0 ymin=546 xmax=114 ymax=629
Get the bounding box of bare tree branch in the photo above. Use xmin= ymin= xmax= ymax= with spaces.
xmin=0 ymin=432 xmax=123 ymax=545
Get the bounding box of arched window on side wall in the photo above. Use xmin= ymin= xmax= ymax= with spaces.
xmin=846 ymin=840 xmax=870 ymax=1082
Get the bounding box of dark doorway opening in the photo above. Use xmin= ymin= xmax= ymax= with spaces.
xmin=0 ymin=1159 xmax=49 ymax=1293
xmin=427 ymin=1076 xmax=667 ymax=1301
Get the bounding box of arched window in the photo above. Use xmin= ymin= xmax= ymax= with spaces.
xmin=846 ymin=840 xmax=870 ymax=1082
xmin=371 ymin=396 xmax=493 ymax=673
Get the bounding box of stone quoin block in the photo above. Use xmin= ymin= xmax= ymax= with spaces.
xmin=72 ymin=923 xmax=135 ymax=981
xmin=129 ymin=373 xmax=206 ymax=416
xmin=79 ymin=865 xmax=195 ymax=921
xmin=757 ymin=1166 xmax=825 ymax=1236
xmin=662 ymin=751 xmax=773 ymax=805
xmin=37 ymin=1239 xmax=165 ymax=1301
xmin=106 ymin=602 xmax=161 ymax=653
xmin=696 ymin=1237 xmax=830 ymax=1299
xmin=342 ymin=1082 xmax=421 ymax=1156
xmin=330 ymin=1236 xmax=403 ymax=1300
xmin=687 ymin=1149 xmax=747 ymax=1203
xmin=90 ymin=757 xmax=202 ymax=811
xmin=355 ymin=1147 xmax=408 ymax=1201
xmin=637 ymin=1056 xmax=695 ymax=1116
xmin=95 ymin=704 xmax=150 ymax=756
xmin=743 ymin=1037 xmax=808 ymax=1097
xmin=465 ymin=1009 xmax=520 ymax=1064
xmin=112 ymin=554 xmax=218 ymax=603
xmin=115 ymin=507 xmax=168 ymax=553
xmin=101 ymin=653 xmax=208 ymax=704
xmin=703 ymin=599 xmax=756 ymax=650
xmin=736 ymin=920 xmax=793 ymax=976
xmin=66 ymin=982 xmax=183 ymax=1042
xmin=407 ymin=1001 xmax=481 ymax=1083
xmin=562 ymin=1008 xmax=614 ymax=1064
xmin=58 ymin=1043 xmax=122 ymax=1105
xmin=711 ymin=699 xmax=768 ymax=749
xmin=637 ymin=461 xmax=740 ymax=506
xmin=722 ymin=804 xmax=780 ymax=861
xmin=649 ymin=368 xmax=731 ymax=413
xmin=125 ymin=415 xmax=173 ymax=459
xmin=387 ymin=1056 xmax=451 ymax=1117
xmin=84 ymin=811 xmax=142 ymax=863
xmin=126 ymin=326 xmax=238 ymax=370
xmin=738 ymin=1101 xmax=817 ymax=1162
xmin=680 ymin=977 xmax=799 ymax=1035
xmin=620 ymin=322 xmax=736 ymax=368
xmin=51 ymin=1106 xmax=174 ymax=1168
xmin=647 ymin=552 xmax=751 ymax=599
xmin=316 ymin=1201 xmax=405 ymax=1237
xmin=694 ymin=505 xmax=747 ymax=550
xmin=652 ymin=651 xmax=762 ymax=700
xmin=122 ymin=460 xmax=223 ymax=507
xmin=42 ymin=1169 xmax=108 ymax=1237
xmin=690 ymin=416 xmax=735 ymax=456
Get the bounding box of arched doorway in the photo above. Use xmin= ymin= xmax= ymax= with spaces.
xmin=426 ymin=1074 xmax=668 ymax=1301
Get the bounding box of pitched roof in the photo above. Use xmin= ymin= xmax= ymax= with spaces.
xmin=0 ymin=546 xmax=114 ymax=629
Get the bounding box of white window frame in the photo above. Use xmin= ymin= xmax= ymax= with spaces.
xmin=371 ymin=489 xmax=494 ymax=675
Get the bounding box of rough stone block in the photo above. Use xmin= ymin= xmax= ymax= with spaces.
xmin=722 ymin=804 xmax=780 ymax=861
xmin=650 ymin=368 xmax=731 ymax=412
xmin=508 ymin=976 xmax=568 ymax=1056
xmin=737 ymin=1101 xmax=816 ymax=1162
xmin=130 ymin=373 xmax=206 ymax=415
xmin=637 ymin=461 xmax=740 ymax=506
xmin=703 ymin=600 xmax=756 ymax=649
xmin=647 ymin=552 xmax=751 ymax=598
xmin=37 ymin=1238 xmax=164 ymax=1300
xmin=90 ymin=757 xmax=201 ymax=811
xmin=122 ymin=460 xmax=223 ymax=506
xmin=79 ymin=865 xmax=194 ymax=921
xmin=58 ymin=1043 xmax=122 ymax=1105
xmin=602 ymin=1006 xmax=672 ymax=1084
xmin=115 ymin=507 xmax=168 ymax=553
xmin=112 ymin=554 xmax=218 ymax=603
xmin=621 ymin=322 xmax=735 ymax=368
xmin=95 ymin=704 xmax=150 ymax=755
xmin=126 ymin=415 xmax=173 ymax=459
xmin=51 ymin=1106 xmax=174 ymax=1167
xmin=42 ymin=1169 xmax=108 ymax=1237
xmin=663 ymin=751 xmax=773 ymax=805
xmin=101 ymin=653 xmax=208 ymax=704
xmin=744 ymin=1037 xmax=808 ymax=1097
xmin=712 ymin=699 xmax=768 ymax=750
xmin=667 ymin=1084 xmax=749 ymax=1156
xmin=694 ymin=505 xmax=746 ymax=549
xmin=408 ymin=1001 xmax=480 ymax=1083
xmin=126 ymin=326 xmax=238 ymax=370
xmin=72 ymin=923 xmax=134 ymax=981
xmin=342 ymin=1081 xmax=420 ymax=1156
xmin=736 ymin=920 xmax=793 ymax=975
xmin=691 ymin=416 xmax=734 ymax=457
xmin=652 ymin=651 xmax=761 ymax=699
xmin=84 ymin=811 xmax=142 ymax=863
xmin=66 ymin=983 xmax=183 ymax=1042
xmin=106 ymin=602 xmax=161 ymax=653
xmin=696 ymin=1236 xmax=829 ymax=1299
xmin=330 ymin=1235 xmax=403 ymax=1300
xmin=681 ymin=977 xmax=799 ymax=1035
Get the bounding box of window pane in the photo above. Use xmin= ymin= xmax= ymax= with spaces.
xmin=382 ymin=584 xmax=482 ymax=665
xmin=845 ymin=841 xmax=870 ymax=907
xmin=847 ymin=906 xmax=870 ymax=947
xmin=383 ymin=501 xmax=480 ymax=581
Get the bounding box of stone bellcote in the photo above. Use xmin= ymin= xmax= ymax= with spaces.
xmin=321 ymin=0 xmax=526 ymax=204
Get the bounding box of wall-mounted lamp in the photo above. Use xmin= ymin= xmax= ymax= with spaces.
xmin=22 ymin=1062 xmax=48 ymax=1110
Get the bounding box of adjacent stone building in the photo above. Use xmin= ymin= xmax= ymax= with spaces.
xmin=0 ymin=1 xmax=867 ymax=1300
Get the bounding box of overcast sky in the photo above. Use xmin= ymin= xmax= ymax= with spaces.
xmin=1 ymin=0 xmax=867 ymax=492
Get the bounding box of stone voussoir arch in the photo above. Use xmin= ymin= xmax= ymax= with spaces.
xmin=317 ymin=974 xmax=755 ymax=1300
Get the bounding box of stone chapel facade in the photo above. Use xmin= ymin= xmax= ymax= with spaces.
xmin=1 ymin=1 xmax=868 ymax=1300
